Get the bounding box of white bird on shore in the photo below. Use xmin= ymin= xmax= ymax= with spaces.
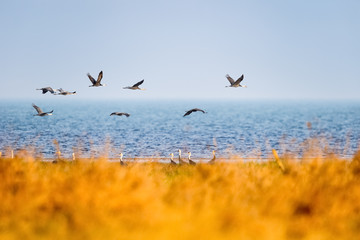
xmin=120 ymin=153 xmax=127 ymax=166
xmin=178 ymin=149 xmax=188 ymax=165
xmin=208 ymin=150 xmax=216 ymax=164
xmin=188 ymin=152 xmax=196 ymax=165
xmin=169 ymin=153 xmax=177 ymax=165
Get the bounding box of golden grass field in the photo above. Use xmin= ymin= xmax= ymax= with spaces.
xmin=1 ymin=149 xmax=360 ymax=240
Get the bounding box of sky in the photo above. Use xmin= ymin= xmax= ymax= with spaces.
xmin=1 ymin=0 xmax=359 ymax=100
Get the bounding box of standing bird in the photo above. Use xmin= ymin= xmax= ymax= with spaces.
xmin=178 ymin=149 xmax=188 ymax=165
xmin=110 ymin=112 xmax=130 ymax=117
xmin=120 ymin=153 xmax=127 ymax=166
xmin=169 ymin=153 xmax=177 ymax=165
xmin=225 ymin=74 xmax=247 ymax=88
xmin=208 ymin=150 xmax=216 ymax=164
xmin=87 ymin=71 xmax=105 ymax=87
xmin=183 ymin=108 xmax=206 ymax=117
xmin=55 ymin=88 xmax=76 ymax=95
xmin=123 ymin=79 xmax=145 ymax=90
xmin=36 ymin=87 xmax=56 ymax=94
xmin=32 ymin=103 xmax=53 ymax=116
xmin=187 ymin=152 xmax=196 ymax=165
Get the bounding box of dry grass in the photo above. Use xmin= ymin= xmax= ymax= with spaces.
xmin=1 ymin=150 xmax=360 ymax=240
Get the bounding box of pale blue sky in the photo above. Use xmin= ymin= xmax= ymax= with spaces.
xmin=1 ymin=0 xmax=359 ymax=100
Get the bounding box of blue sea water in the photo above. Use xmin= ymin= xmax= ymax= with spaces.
xmin=0 ymin=99 xmax=359 ymax=159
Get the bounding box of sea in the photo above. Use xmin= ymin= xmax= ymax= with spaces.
xmin=0 ymin=99 xmax=359 ymax=160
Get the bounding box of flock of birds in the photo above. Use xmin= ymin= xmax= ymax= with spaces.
xmin=33 ymin=71 xmax=247 ymax=164
xmin=169 ymin=149 xmax=216 ymax=166
xmin=33 ymin=71 xmax=247 ymax=117
xmin=118 ymin=150 xmax=216 ymax=166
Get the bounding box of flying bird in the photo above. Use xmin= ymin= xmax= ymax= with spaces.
xmin=183 ymin=108 xmax=206 ymax=117
xmin=55 ymin=88 xmax=76 ymax=95
xmin=36 ymin=87 xmax=56 ymax=94
xmin=110 ymin=112 xmax=130 ymax=117
xmin=32 ymin=103 xmax=53 ymax=116
xmin=87 ymin=71 xmax=105 ymax=87
xmin=123 ymin=79 xmax=145 ymax=90
xmin=225 ymin=74 xmax=247 ymax=88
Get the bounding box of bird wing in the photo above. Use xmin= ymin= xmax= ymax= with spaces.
xmin=183 ymin=109 xmax=194 ymax=117
xmin=234 ymin=74 xmax=244 ymax=85
xmin=96 ymin=71 xmax=103 ymax=84
xmin=226 ymin=74 xmax=235 ymax=84
xmin=32 ymin=104 xmax=43 ymax=114
xmin=46 ymin=87 xmax=55 ymax=94
xmin=87 ymin=73 xmax=96 ymax=85
xmin=195 ymin=108 xmax=206 ymax=114
xmin=57 ymin=88 xmax=64 ymax=93
xmin=132 ymin=79 xmax=144 ymax=87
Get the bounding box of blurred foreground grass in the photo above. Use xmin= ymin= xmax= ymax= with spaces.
xmin=1 ymin=151 xmax=360 ymax=240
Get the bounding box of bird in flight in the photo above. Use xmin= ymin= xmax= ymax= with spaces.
xmin=36 ymin=87 xmax=57 ymax=94
xmin=110 ymin=112 xmax=130 ymax=117
xmin=183 ymin=108 xmax=206 ymax=117
xmin=55 ymin=88 xmax=76 ymax=95
xmin=87 ymin=71 xmax=105 ymax=87
xmin=225 ymin=74 xmax=247 ymax=88
xmin=123 ymin=79 xmax=145 ymax=90
xmin=32 ymin=103 xmax=53 ymax=116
